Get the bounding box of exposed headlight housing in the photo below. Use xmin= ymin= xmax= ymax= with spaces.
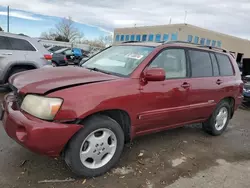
xmin=21 ymin=95 xmax=63 ymax=120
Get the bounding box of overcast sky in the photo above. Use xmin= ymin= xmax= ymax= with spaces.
xmin=1 ymin=0 xmax=250 ymax=39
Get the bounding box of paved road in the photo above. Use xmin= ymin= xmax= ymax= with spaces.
xmin=0 ymin=90 xmax=250 ymax=188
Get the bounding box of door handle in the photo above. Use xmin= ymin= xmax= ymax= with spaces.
xmin=216 ymin=79 xmax=223 ymax=85
xmin=1 ymin=53 xmax=12 ymax=55
xmin=181 ymin=82 xmax=190 ymax=89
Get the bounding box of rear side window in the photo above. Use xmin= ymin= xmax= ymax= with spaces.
xmin=189 ymin=50 xmax=213 ymax=77
xmin=215 ymin=54 xmax=234 ymax=76
xmin=210 ymin=53 xmax=219 ymax=76
xmin=0 ymin=36 xmax=12 ymax=50
xmin=8 ymin=37 xmax=36 ymax=51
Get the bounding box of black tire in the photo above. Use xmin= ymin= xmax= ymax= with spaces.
xmin=51 ymin=61 xmax=57 ymax=67
xmin=64 ymin=115 xmax=124 ymax=177
xmin=202 ymin=100 xmax=231 ymax=136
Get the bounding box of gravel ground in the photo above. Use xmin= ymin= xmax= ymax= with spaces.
xmin=0 ymin=90 xmax=250 ymax=188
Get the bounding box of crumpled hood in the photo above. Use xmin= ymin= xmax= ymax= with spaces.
xmin=9 ymin=66 xmax=118 ymax=94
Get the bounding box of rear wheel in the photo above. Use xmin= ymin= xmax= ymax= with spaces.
xmin=202 ymin=100 xmax=231 ymax=136
xmin=51 ymin=62 xmax=57 ymax=67
xmin=64 ymin=115 xmax=124 ymax=177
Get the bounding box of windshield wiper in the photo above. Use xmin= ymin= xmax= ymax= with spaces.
xmin=85 ymin=67 xmax=111 ymax=75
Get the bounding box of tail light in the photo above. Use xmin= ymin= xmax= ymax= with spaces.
xmin=44 ymin=54 xmax=52 ymax=60
xmin=64 ymin=56 xmax=67 ymax=61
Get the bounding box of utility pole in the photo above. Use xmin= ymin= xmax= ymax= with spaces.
xmin=7 ymin=6 xmax=10 ymax=32
xmin=184 ymin=11 xmax=187 ymax=24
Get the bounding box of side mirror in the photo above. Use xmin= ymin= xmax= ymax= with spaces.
xmin=144 ymin=68 xmax=165 ymax=81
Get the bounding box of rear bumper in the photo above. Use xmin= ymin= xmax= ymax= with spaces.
xmin=2 ymin=93 xmax=81 ymax=157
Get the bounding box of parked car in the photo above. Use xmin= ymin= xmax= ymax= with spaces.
xmin=0 ymin=32 xmax=52 ymax=84
xmin=243 ymin=75 xmax=250 ymax=103
xmin=1 ymin=41 xmax=243 ymax=177
xmin=51 ymin=48 xmax=69 ymax=67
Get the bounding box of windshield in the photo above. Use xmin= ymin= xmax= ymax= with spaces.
xmin=82 ymin=45 xmax=154 ymax=76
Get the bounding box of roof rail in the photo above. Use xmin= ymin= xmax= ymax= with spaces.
xmin=164 ymin=40 xmax=198 ymax=45
xmin=163 ymin=41 xmax=229 ymax=54
xmin=197 ymin=45 xmax=228 ymax=53
xmin=122 ymin=40 xmax=140 ymax=43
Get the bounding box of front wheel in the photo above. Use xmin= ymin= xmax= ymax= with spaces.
xmin=64 ymin=115 xmax=124 ymax=177
xmin=202 ymin=100 xmax=231 ymax=136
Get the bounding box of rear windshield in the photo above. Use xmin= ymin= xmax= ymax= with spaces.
xmin=82 ymin=45 xmax=154 ymax=76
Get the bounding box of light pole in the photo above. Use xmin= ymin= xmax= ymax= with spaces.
xmin=7 ymin=6 xmax=10 ymax=32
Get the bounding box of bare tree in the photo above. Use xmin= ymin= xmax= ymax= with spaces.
xmin=98 ymin=35 xmax=113 ymax=47
xmin=55 ymin=17 xmax=82 ymax=42
xmin=40 ymin=17 xmax=83 ymax=42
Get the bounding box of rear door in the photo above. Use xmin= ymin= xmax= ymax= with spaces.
xmin=0 ymin=36 xmax=26 ymax=82
xmin=186 ymin=49 xmax=220 ymax=121
xmin=7 ymin=37 xmax=36 ymax=62
xmin=215 ymin=53 xmax=236 ymax=99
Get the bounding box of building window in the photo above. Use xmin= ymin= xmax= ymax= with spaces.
xmin=115 ymin=35 xmax=120 ymax=41
xmin=200 ymin=38 xmax=205 ymax=45
xmin=142 ymin=34 xmax=147 ymax=41
xmin=155 ymin=34 xmax=161 ymax=42
xmin=125 ymin=35 xmax=130 ymax=41
xmin=136 ymin=35 xmax=141 ymax=41
xmin=194 ymin=36 xmax=199 ymax=44
xmin=148 ymin=34 xmax=154 ymax=41
xmin=130 ymin=35 xmax=135 ymax=41
xmin=120 ymin=35 xmax=124 ymax=41
xmin=163 ymin=34 xmax=169 ymax=41
xmin=187 ymin=35 xmax=193 ymax=42
xmin=212 ymin=40 xmax=216 ymax=47
xmin=206 ymin=39 xmax=211 ymax=46
xmin=217 ymin=41 xmax=222 ymax=47
xmin=171 ymin=33 xmax=178 ymax=41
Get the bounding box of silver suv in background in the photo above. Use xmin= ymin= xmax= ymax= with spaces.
xmin=0 ymin=32 xmax=52 ymax=84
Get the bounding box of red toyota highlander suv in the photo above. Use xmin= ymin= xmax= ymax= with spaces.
xmin=1 ymin=41 xmax=243 ymax=177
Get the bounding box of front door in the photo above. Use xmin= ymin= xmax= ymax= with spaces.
xmin=136 ymin=48 xmax=191 ymax=134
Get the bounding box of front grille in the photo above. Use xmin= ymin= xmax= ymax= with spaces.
xmin=9 ymin=84 xmax=24 ymax=107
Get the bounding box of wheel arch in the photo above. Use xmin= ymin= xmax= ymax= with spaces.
xmin=80 ymin=109 xmax=132 ymax=143
xmin=4 ymin=62 xmax=37 ymax=83
xmin=219 ymin=96 xmax=235 ymax=119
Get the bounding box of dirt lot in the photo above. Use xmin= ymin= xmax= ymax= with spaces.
xmin=0 ymin=90 xmax=250 ymax=188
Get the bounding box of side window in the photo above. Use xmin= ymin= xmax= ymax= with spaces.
xmin=8 ymin=37 xmax=36 ymax=51
xmin=149 ymin=49 xmax=187 ymax=79
xmin=115 ymin=35 xmax=120 ymax=41
xmin=200 ymin=38 xmax=205 ymax=45
xmin=142 ymin=34 xmax=147 ymax=41
xmin=206 ymin=39 xmax=211 ymax=46
xmin=148 ymin=34 xmax=154 ymax=41
xmin=194 ymin=36 xmax=199 ymax=44
xmin=212 ymin=40 xmax=216 ymax=47
xmin=130 ymin=35 xmax=135 ymax=41
xmin=125 ymin=35 xmax=130 ymax=41
xmin=215 ymin=53 xmax=234 ymax=76
xmin=136 ymin=35 xmax=141 ymax=41
xmin=187 ymin=35 xmax=193 ymax=42
xmin=189 ymin=50 xmax=213 ymax=77
xmin=155 ymin=34 xmax=161 ymax=42
xmin=210 ymin=53 xmax=219 ymax=76
xmin=171 ymin=33 xmax=178 ymax=41
xmin=217 ymin=41 xmax=222 ymax=47
xmin=120 ymin=35 xmax=124 ymax=41
xmin=0 ymin=36 xmax=12 ymax=50
xmin=163 ymin=34 xmax=169 ymax=41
